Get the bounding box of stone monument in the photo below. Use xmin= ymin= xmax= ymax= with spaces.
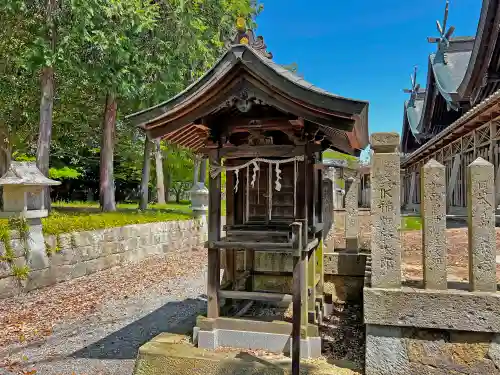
xmin=0 ymin=162 xmax=61 ymax=269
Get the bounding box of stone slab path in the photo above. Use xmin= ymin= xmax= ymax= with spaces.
xmin=0 ymin=249 xmax=208 ymax=375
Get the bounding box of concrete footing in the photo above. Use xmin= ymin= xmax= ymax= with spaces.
xmin=195 ymin=328 xmax=322 ymax=359
xmin=133 ymin=333 xmax=342 ymax=375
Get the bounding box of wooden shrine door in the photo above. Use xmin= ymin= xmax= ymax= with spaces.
xmin=245 ymin=162 xmax=296 ymax=223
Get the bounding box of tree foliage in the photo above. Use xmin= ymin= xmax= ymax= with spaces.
xmin=0 ymin=0 xmax=261 ymax=204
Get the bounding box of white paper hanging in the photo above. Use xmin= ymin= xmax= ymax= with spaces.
xmin=275 ymin=163 xmax=282 ymax=191
xmin=234 ymin=169 xmax=239 ymax=193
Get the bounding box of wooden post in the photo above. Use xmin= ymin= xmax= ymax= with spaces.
xmin=224 ymin=161 xmax=236 ymax=290
xmin=299 ymin=153 xmax=309 ymax=330
xmin=408 ymin=171 xmax=416 ymax=206
xmin=447 ymin=154 xmax=461 ymax=212
xmin=291 ymin=221 xmax=303 ymax=375
xmin=207 ymin=152 xmax=222 ymax=318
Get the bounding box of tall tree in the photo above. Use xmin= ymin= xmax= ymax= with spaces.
xmin=68 ymin=0 xmax=159 ymax=211
xmin=36 ymin=0 xmax=58 ymax=209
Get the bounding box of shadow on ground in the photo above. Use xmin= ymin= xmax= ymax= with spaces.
xmin=320 ymin=302 xmax=364 ymax=374
xmin=71 ymin=296 xmax=207 ymax=360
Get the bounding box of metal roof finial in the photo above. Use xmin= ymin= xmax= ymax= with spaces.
xmin=403 ymin=66 xmax=421 ymax=106
xmin=427 ymin=0 xmax=455 ymax=64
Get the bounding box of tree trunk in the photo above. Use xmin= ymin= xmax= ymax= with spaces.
xmin=139 ymin=136 xmax=153 ymax=210
xmin=154 ymin=140 xmax=165 ymax=204
xmin=199 ymin=157 xmax=207 ymax=185
xmin=36 ymin=0 xmax=57 ymax=211
xmin=176 ymin=190 xmax=181 ymax=203
xmin=193 ymin=157 xmax=200 ymax=189
xmin=165 ymin=171 xmax=172 ymax=203
xmin=99 ymin=92 xmax=117 ymax=212
xmin=0 ymin=124 xmax=11 ymax=210
xmin=36 ymin=66 xmax=55 ymax=210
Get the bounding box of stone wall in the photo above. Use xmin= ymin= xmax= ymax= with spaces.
xmin=0 ymin=219 xmax=207 ymax=298
xmin=366 ymin=325 xmax=500 ymax=375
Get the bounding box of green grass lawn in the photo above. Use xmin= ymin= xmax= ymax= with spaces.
xmin=0 ymin=201 xmax=199 ymax=236
xmin=26 ymin=200 xmax=228 ymax=235
xmin=401 ymin=216 xmax=422 ymax=231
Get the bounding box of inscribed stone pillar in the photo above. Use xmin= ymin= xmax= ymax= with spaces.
xmin=344 ymin=172 xmax=359 ymax=251
xmin=332 ymin=167 xmax=340 ymax=210
xmin=421 ymin=160 xmax=447 ymax=290
xmin=467 ymin=157 xmax=496 ymax=292
xmin=322 ymin=168 xmax=334 ymax=240
xmin=370 ymin=133 xmax=401 ymax=288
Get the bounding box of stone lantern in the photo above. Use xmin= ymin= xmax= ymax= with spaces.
xmin=0 ymin=162 xmax=61 ymax=270
xmin=0 ymin=161 xmax=61 ymax=218
xmin=189 ymin=182 xmax=209 ymax=218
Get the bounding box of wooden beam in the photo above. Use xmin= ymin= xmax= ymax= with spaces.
xmin=201 ymin=144 xmax=321 ymax=159
xmin=218 ymin=290 xmax=292 ymax=303
xmin=209 ymin=240 xmax=293 ymax=250
xmin=207 ymin=150 xmax=222 ymax=319
xmin=182 ymin=135 xmax=204 ymax=149
xmin=191 ymin=140 xmax=206 ymax=151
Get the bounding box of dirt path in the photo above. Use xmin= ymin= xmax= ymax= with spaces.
xmin=0 ymin=249 xmax=208 ymax=375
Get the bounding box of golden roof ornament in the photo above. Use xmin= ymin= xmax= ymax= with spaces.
xmin=232 ymin=17 xmax=272 ymax=59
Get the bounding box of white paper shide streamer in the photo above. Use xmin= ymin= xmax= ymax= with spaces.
xmin=210 ymin=156 xmax=304 ymax=193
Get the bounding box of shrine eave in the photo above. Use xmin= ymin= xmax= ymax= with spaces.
xmin=458 ymin=0 xmax=500 ymax=104
xmin=126 ymin=44 xmax=369 ymax=152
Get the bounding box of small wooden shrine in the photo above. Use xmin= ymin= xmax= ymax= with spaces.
xmin=127 ymin=18 xmax=368 ymax=366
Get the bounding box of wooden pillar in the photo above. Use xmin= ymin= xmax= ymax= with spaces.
xmin=408 ymin=171 xmax=416 ymax=206
xmin=207 ymin=152 xmax=222 ymax=319
xmin=447 ymin=154 xmax=461 ymax=212
xmin=291 ymin=222 xmax=303 ymax=375
xmin=294 ymin=150 xmax=309 ymax=332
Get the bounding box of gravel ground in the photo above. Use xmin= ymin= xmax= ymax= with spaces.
xmin=0 ymin=249 xmax=209 ymax=375
xmin=321 ymin=303 xmax=364 ymax=374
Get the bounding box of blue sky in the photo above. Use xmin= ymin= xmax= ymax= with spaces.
xmin=256 ymin=0 xmax=481 ymax=136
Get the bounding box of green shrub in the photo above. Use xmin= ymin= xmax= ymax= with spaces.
xmin=11 ymin=265 xmax=30 ymax=280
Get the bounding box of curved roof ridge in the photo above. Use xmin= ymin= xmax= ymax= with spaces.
xmin=127 ymin=44 xmax=368 ymax=128
xmin=457 ymin=0 xmax=500 ymax=101
xmin=403 ymin=87 xmax=500 ymax=165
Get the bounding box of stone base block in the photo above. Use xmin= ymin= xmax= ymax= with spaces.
xmin=364 ymin=287 xmax=500 ymax=332
xmin=324 ymin=251 xmax=368 ymax=276
xmin=365 ymin=324 xmax=500 ymax=375
xmin=197 ymin=329 xmax=321 ymax=359
xmin=323 ymin=302 xmax=333 ymax=317
xmin=324 ymin=275 xmax=364 ymax=303
xmin=134 ymin=333 xmax=342 ymax=375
